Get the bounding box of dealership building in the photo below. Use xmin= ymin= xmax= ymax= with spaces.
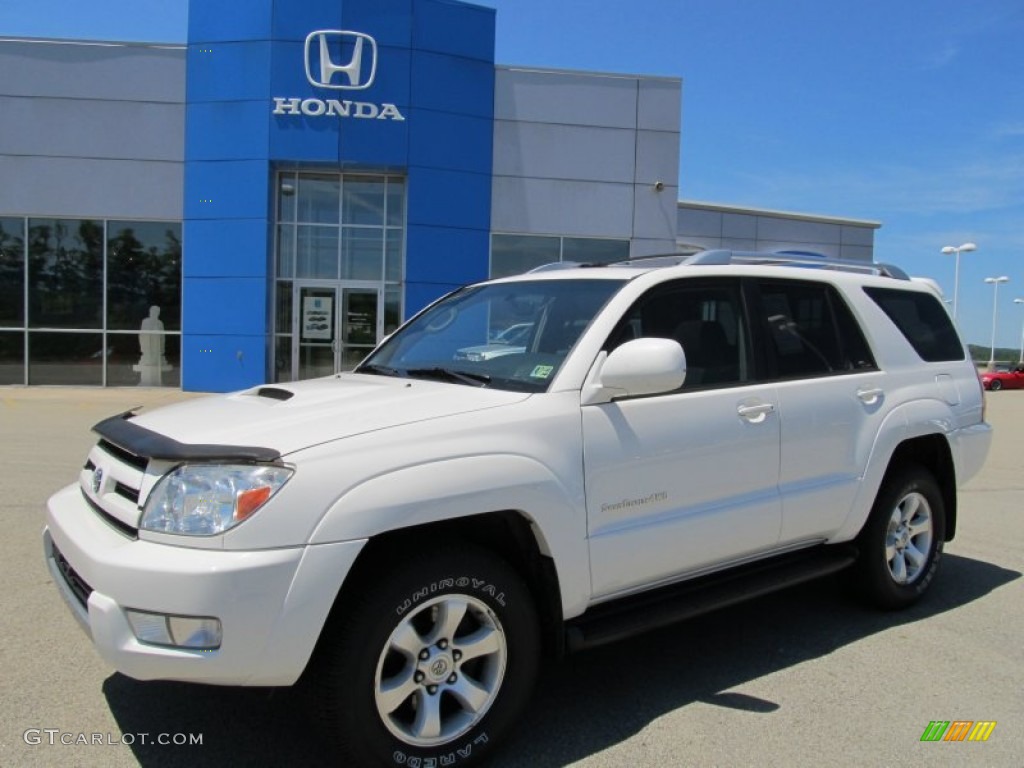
xmin=0 ymin=0 xmax=879 ymax=391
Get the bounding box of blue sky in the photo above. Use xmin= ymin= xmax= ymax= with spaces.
xmin=2 ymin=0 xmax=1022 ymax=350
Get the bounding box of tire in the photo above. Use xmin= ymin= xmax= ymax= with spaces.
xmin=853 ymin=464 xmax=945 ymax=609
xmin=316 ymin=543 xmax=540 ymax=767
xmin=990 ymin=379 xmax=1002 ymax=391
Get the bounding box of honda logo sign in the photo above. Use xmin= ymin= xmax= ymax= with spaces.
xmin=304 ymin=30 xmax=377 ymax=90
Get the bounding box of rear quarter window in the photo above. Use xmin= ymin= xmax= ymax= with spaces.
xmin=863 ymin=287 xmax=964 ymax=362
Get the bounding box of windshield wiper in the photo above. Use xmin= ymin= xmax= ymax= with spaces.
xmin=356 ymin=364 xmax=407 ymax=378
xmin=405 ymin=367 xmax=492 ymax=387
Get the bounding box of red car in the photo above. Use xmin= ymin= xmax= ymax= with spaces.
xmin=981 ymin=366 xmax=1024 ymax=391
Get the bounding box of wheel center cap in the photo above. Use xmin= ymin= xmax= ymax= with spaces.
xmin=423 ymin=652 xmax=453 ymax=683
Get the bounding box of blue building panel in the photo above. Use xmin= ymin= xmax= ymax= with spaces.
xmin=405 ymin=224 xmax=489 ymax=285
xmin=186 ymin=101 xmax=270 ymax=161
xmin=186 ymin=42 xmax=272 ymax=103
xmin=409 ymin=50 xmax=495 ymax=118
xmin=182 ymin=277 xmax=269 ymax=336
xmin=342 ymin=0 xmax=414 ymax=48
xmin=181 ymin=333 xmax=269 ymax=392
xmin=411 ymin=0 xmax=495 ymax=62
xmin=183 ymin=219 xmax=271 ymax=278
xmin=408 ymin=109 xmax=492 ymax=173
xmin=183 ymin=161 xmax=270 ymax=222
xmin=188 ymin=0 xmax=274 ymax=44
xmin=271 ymin=0 xmax=346 ymax=43
xmin=407 ymin=167 xmax=492 ymax=230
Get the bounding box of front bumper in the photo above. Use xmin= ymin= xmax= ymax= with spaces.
xmin=44 ymin=483 xmax=365 ymax=686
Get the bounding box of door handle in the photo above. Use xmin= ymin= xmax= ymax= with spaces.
xmin=737 ymin=402 xmax=775 ymax=424
xmin=856 ymin=387 xmax=884 ymax=405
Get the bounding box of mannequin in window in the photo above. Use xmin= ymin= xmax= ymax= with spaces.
xmin=134 ymin=305 xmax=171 ymax=385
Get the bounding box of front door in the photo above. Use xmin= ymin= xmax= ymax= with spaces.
xmin=293 ymin=283 xmax=382 ymax=380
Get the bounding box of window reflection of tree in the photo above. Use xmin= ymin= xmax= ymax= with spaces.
xmin=28 ymin=219 xmax=103 ymax=330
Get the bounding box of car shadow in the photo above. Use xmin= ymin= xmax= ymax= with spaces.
xmin=102 ymin=553 xmax=1019 ymax=767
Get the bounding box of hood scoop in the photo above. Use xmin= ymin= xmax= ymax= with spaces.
xmin=256 ymin=387 xmax=294 ymax=401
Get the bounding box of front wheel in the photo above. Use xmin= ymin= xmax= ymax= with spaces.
xmin=853 ymin=464 xmax=945 ymax=609
xmin=316 ymin=544 xmax=540 ymax=767
xmin=989 ymin=379 xmax=1002 ymax=391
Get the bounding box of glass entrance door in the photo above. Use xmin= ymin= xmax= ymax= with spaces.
xmin=293 ymin=283 xmax=381 ymax=380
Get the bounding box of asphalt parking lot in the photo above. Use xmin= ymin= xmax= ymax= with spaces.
xmin=1 ymin=386 xmax=1021 ymax=767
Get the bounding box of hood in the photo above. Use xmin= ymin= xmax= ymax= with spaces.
xmin=127 ymin=374 xmax=531 ymax=457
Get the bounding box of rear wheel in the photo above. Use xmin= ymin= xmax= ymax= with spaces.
xmin=854 ymin=464 xmax=945 ymax=609
xmin=317 ymin=544 xmax=540 ymax=767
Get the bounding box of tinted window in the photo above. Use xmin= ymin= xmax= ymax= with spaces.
xmin=755 ymin=280 xmax=877 ymax=379
xmin=864 ymin=286 xmax=964 ymax=362
xmin=608 ymin=279 xmax=749 ymax=389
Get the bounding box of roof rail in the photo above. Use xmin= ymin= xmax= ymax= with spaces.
xmin=680 ymin=250 xmax=910 ymax=279
xmin=527 ymin=261 xmax=585 ymax=273
xmin=521 ymin=250 xmax=909 ymax=280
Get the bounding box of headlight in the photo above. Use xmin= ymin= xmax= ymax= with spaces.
xmin=140 ymin=464 xmax=293 ymax=536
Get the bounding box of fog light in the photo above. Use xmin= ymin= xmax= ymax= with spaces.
xmin=126 ymin=609 xmax=222 ymax=650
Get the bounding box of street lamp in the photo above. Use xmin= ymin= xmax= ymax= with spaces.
xmin=984 ymin=276 xmax=1009 ymax=370
xmin=1015 ymin=298 xmax=1024 ymax=366
xmin=940 ymin=242 xmax=977 ymax=321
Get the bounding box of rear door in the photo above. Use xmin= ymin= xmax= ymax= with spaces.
xmin=749 ymin=278 xmax=885 ymax=543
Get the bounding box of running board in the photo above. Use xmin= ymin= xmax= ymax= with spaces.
xmin=565 ymin=545 xmax=858 ymax=653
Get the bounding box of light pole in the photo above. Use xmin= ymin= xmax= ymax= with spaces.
xmin=984 ymin=276 xmax=1009 ymax=370
xmin=940 ymin=242 xmax=977 ymax=321
xmin=1015 ymin=298 xmax=1024 ymax=366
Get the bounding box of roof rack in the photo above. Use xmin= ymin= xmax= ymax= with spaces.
xmin=609 ymin=249 xmax=909 ymax=279
xmin=522 ymin=250 xmax=910 ymax=280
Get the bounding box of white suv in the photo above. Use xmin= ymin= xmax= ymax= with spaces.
xmin=44 ymin=251 xmax=991 ymax=766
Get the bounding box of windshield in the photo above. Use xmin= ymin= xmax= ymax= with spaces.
xmin=358 ymin=279 xmax=624 ymax=392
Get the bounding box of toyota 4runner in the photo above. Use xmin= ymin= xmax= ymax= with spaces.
xmin=44 ymin=251 xmax=992 ymax=766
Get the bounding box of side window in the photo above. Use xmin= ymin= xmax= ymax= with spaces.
xmin=755 ymin=279 xmax=877 ymax=379
xmin=863 ymin=286 xmax=965 ymax=362
xmin=607 ymin=279 xmax=748 ymax=389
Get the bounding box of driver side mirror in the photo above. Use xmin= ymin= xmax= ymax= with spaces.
xmin=588 ymin=337 xmax=687 ymax=402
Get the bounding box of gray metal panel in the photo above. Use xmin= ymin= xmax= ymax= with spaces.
xmin=494 ymin=68 xmax=638 ymax=128
xmin=634 ymin=130 xmax=679 ymax=185
xmin=721 ymin=212 xmax=757 ymax=239
xmin=637 ymin=78 xmax=682 ymax=132
xmin=755 ymin=239 xmax=841 ymax=258
xmin=0 ymin=40 xmax=185 ymax=102
xmin=676 ymin=234 xmax=723 ymax=250
xmin=490 ymin=176 xmax=634 ymax=237
xmin=0 ymin=155 xmax=183 ymax=219
xmin=492 ymin=120 xmax=636 ymax=183
xmin=840 ymin=225 xmax=875 ymax=246
xmin=756 ymin=217 xmax=842 ymax=245
xmin=720 ymin=237 xmax=758 ymax=251
xmin=633 ymin=183 xmax=678 ymax=241
xmin=677 ymin=207 xmax=722 ymax=238
xmin=0 ymin=97 xmax=184 ymax=162
xmin=839 ymin=244 xmax=874 ymax=261
xmin=630 ymin=237 xmax=677 ymax=258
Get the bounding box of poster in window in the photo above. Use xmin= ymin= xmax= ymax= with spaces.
xmin=302 ymin=296 xmax=333 ymax=341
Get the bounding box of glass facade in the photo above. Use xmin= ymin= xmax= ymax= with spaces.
xmin=490 ymin=233 xmax=630 ymax=278
xmin=274 ymin=171 xmax=406 ymax=382
xmin=0 ymin=216 xmax=182 ymax=386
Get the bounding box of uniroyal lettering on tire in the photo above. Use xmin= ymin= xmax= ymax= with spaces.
xmin=317 ymin=544 xmax=539 ymax=767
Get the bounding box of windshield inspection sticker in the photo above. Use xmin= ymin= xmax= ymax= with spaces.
xmin=530 ymin=365 xmax=554 ymax=379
